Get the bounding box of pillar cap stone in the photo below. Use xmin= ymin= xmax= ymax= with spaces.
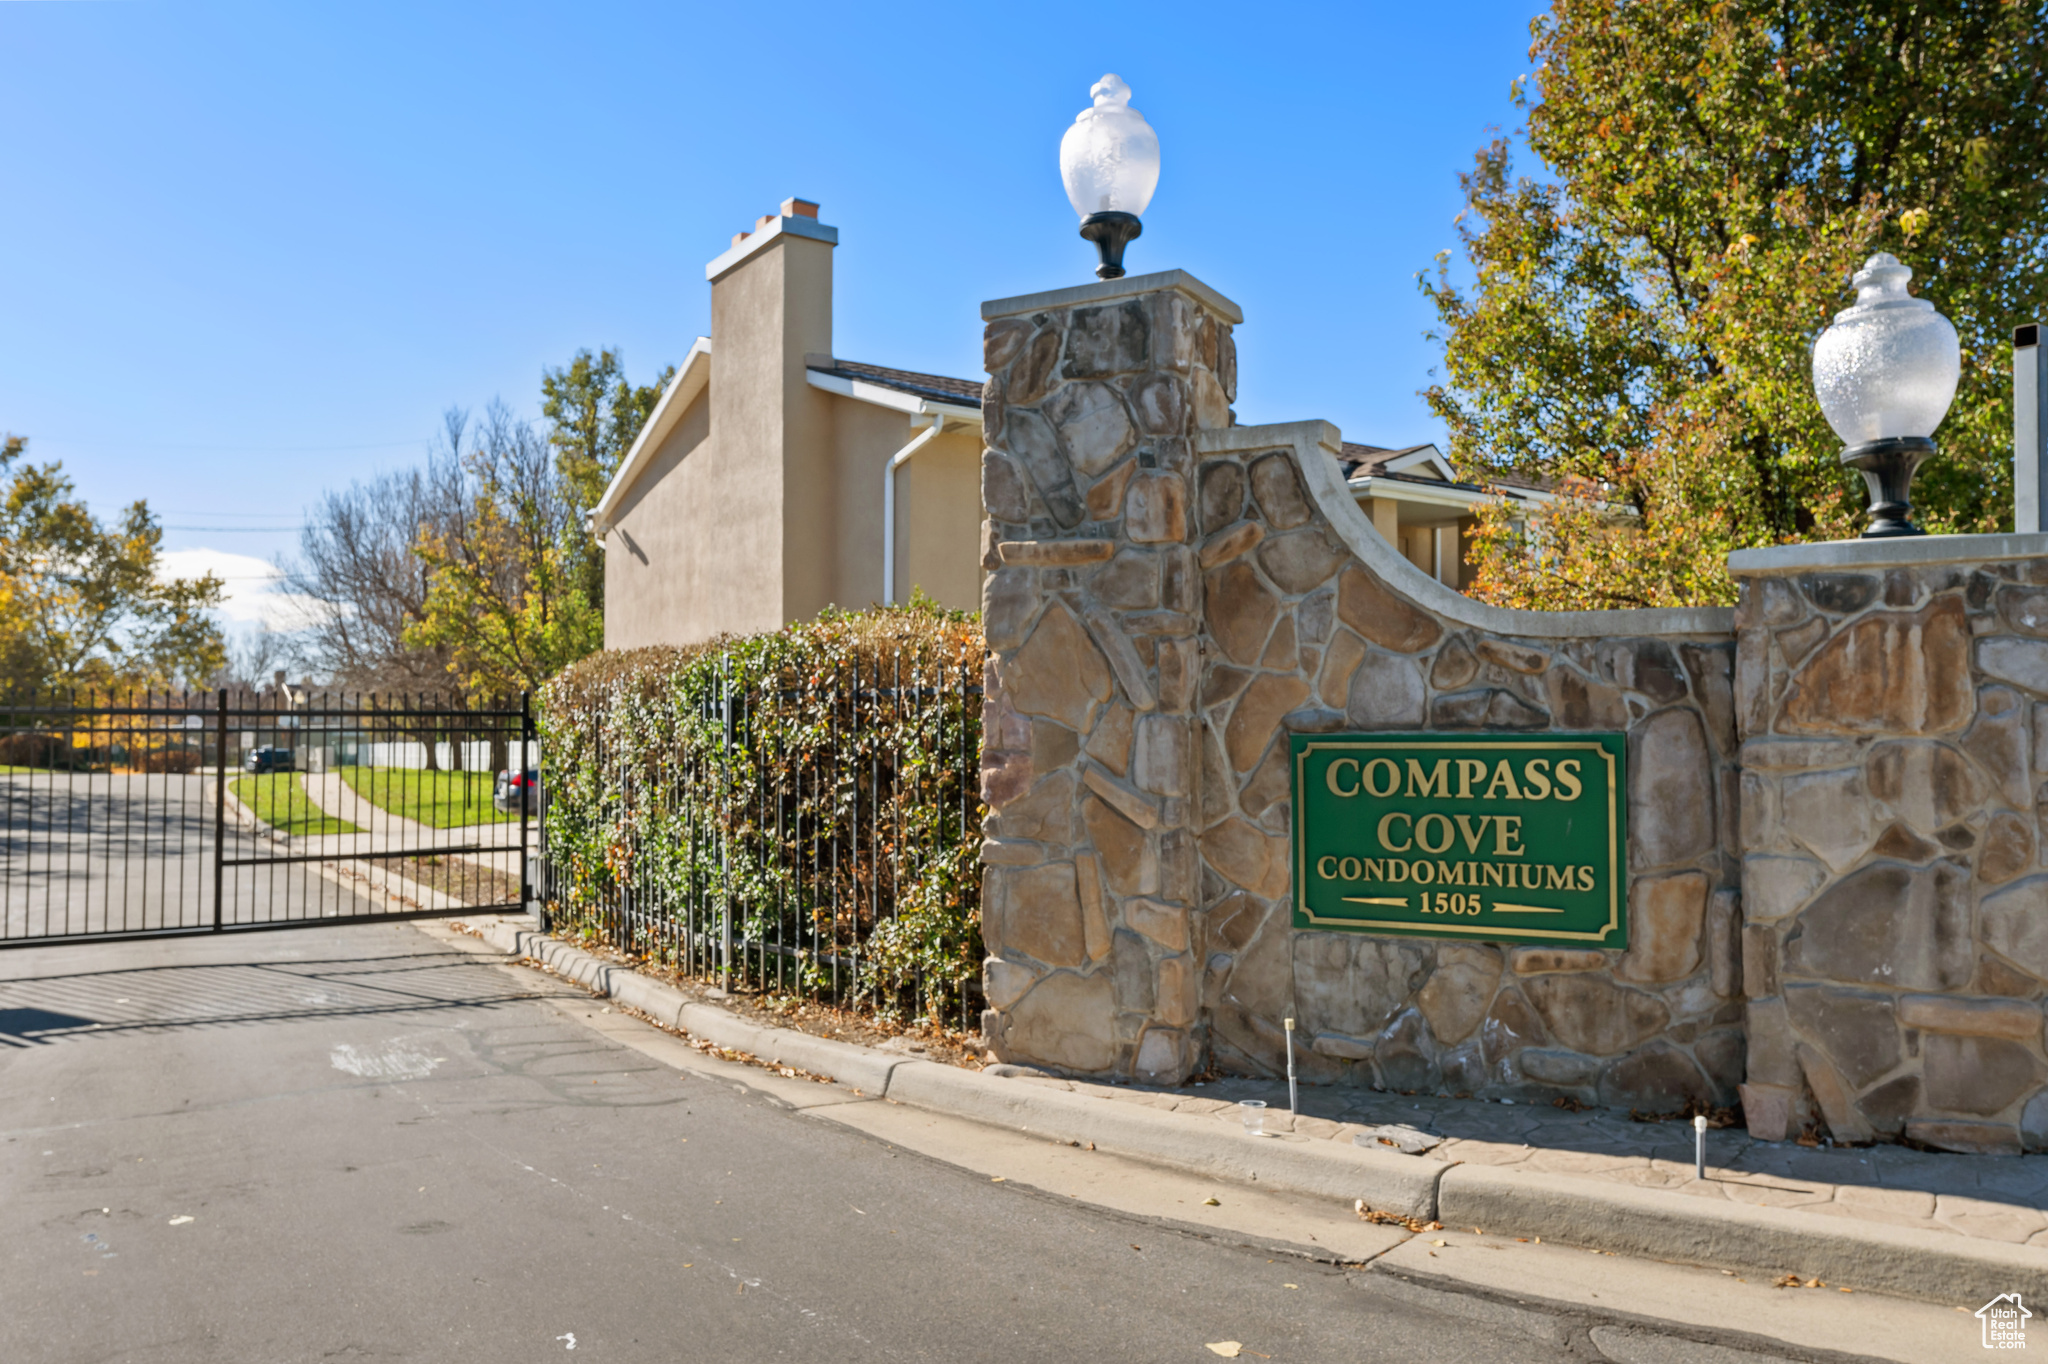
xmin=981 ymin=268 xmax=1243 ymax=325
xmin=1728 ymin=531 xmax=2048 ymax=576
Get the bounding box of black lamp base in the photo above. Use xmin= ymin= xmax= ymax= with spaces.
xmin=1841 ymin=435 xmax=1934 ymax=539
xmin=1079 ymin=211 xmax=1142 ymax=280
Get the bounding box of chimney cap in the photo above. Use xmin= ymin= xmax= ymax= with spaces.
xmin=781 ymin=197 xmax=819 ymax=219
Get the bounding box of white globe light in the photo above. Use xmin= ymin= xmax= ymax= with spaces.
xmin=1811 ymin=253 xmax=1961 ymax=446
xmin=1059 ymin=74 xmax=1160 ymax=219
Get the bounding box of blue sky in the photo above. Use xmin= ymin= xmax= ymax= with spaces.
xmin=0 ymin=0 xmax=1543 ymax=624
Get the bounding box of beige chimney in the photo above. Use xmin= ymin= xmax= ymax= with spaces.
xmin=701 ymin=199 xmax=840 ymax=628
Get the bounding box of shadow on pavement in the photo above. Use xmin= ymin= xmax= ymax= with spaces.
xmin=0 ymin=949 xmax=549 ymax=1045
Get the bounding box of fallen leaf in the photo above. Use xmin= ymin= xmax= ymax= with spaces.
xmin=990 ymin=1176 xmax=1005 ymax=1183
xmin=1282 ymin=1283 xmax=1298 ymax=1290
xmin=1205 ymin=1345 xmax=1242 ymax=1359
xmin=1429 ymin=1239 xmax=1446 ymax=1247
xmin=1202 ymin=1197 xmax=1221 ymax=1206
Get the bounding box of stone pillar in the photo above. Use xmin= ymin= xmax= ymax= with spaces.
xmin=977 ymin=270 xmax=1242 ymax=1082
xmin=1731 ymin=535 xmax=2048 ymax=1153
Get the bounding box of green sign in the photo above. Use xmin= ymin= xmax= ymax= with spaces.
xmin=1290 ymin=733 xmax=1628 ymax=947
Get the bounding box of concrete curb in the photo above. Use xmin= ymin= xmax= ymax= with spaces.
xmin=1438 ymin=1161 xmax=2048 ymax=1306
xmin=466 ymin=918 xmax=2048 ymax=1302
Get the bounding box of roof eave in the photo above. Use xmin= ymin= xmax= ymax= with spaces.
xmin=589 ymin=337 xmax=712 ymax=536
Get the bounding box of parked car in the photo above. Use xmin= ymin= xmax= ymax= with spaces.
xmin=494 ymin=768 xmax=542 ymax=813
xmin=243 ymin=746 xmax=295 ymax=774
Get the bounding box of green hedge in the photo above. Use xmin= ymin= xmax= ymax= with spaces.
xmin=538 ymin=600 xmax=985 ymax=1024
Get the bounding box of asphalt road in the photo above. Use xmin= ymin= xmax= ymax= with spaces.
xmin=0 ymin=924 xmax=1851 ymax=1363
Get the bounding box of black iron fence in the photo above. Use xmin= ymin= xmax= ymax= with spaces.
xmin=538 ymin=649 xmax=984 ymax=1028
xmin=0 ymin=690 xmax=534 ymax=946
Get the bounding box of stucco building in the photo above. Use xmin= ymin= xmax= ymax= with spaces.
xmin=589 ymin=199 xmax=987 ymax=649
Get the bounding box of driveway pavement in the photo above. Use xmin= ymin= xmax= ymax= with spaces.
xmin=0 ymin=923 xmax=1944 ymax=1362
xmin=0 ymin=773 xmax=384 ymax=942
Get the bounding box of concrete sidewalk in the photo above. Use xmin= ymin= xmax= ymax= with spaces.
xmin=458 ymin=913 xmax=2048 ymax=1309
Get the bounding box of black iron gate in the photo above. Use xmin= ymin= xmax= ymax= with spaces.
xmin=0 ymin=691 xmax=536 ymax=947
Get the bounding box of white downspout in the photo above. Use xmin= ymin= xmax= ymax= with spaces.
xmin=882 ymin=414 xmax=944 ymax=605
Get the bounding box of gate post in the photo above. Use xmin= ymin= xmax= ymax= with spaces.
xmin=212 ymin=688 xmax=227 ymax=932
xmin=976 ymin=270 xmax=1242 ymax=1082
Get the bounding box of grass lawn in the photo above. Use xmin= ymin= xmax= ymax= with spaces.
xmin=335 ymin=766 xmax=519 ymax=829
xmin=231 ymin=773 xmax=362 ymax=836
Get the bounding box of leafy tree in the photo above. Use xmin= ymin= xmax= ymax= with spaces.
xmin=0 ymin=436 xmax=226 ymax=693
xmin=541 ymin=348 xmax=673 ymax=606
xmin=1424 ymin=0 xmax=2048 ymax=609
xmin=406 ymin=404 xmax=600 ymax=696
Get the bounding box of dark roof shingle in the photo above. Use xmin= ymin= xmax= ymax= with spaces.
xmin=812 ymin=359 xmax=983 ymax=408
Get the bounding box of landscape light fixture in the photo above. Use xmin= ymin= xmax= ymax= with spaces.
xmin=1811 ymin=252 xmax=1961 ymax=538
xmin=1059 ymin=74 xmax=1160 ymax=280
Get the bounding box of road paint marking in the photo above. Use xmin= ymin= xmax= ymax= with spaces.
xmin=330 ymin=1040 xmax=441 ymax=1080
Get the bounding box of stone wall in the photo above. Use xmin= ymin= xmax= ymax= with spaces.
xmin=1189 ymin=423 xmax=1742 ymax=1111
xmin=1731 ymin=538 xmax=2048 ymax=1154
xmin=975 ymin=268 xmax=2048 ymax=1144
xmin=976 ymin=270 xmax=1743 ymax=1102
